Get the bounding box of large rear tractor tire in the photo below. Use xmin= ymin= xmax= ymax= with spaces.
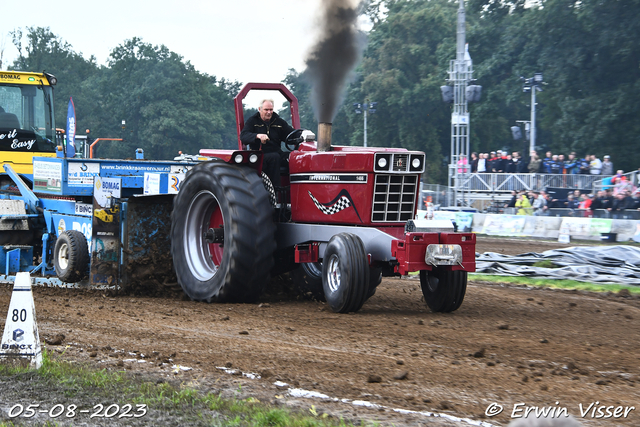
xmin=54 ymin=230 xmax=89 ymax=283
xmin=420 ymin=268 xmax=467 ymax=313
xmin=322 ymin=233 xmax=370 ymax=313
xmin=170 ymin=162 xmax=276 ymax=303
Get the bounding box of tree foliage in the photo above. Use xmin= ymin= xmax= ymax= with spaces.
xmin=10 ymin=28 xmax=239 ymax=160
xmin=351 ymin=0 xmax=459 ymax=180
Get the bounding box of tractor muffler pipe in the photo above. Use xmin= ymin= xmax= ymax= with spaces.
xmin=317 ymin=122 xmax=332 ymax=152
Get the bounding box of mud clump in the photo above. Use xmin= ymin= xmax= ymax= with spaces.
xmin=119 ymin=198 xmax=182 ymax=298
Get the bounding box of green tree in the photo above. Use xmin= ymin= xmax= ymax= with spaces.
xmin=10 ymin=29 xmax=240 ymax=160
xmin=348 ymin=0 xmax=460 ymax=181
xmin=94 ymin=38 xmax=239 ymax=159
xmin=280 ymin=69 xmax=316 ymax=131
xmin=10 ymin=27 xmax=100 ymax=136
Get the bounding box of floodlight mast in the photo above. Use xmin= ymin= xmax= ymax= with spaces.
xmin=447 ymin=0 xmax=473 ymax=207
xmin=521 ymin=72 xmax=545 ymax=154
xmin=353 ymin=100 xmax=377 ymax=147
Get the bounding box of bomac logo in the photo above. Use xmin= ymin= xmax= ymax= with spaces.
xmin=0 ymin=74 xmax=20 ymax=80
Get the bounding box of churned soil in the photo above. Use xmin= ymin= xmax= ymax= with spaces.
xmin=0 ymin=237 xmax=638 ymax=426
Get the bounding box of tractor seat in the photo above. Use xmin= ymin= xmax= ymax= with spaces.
xmin=0 ymin=112 xmax=20 ymax=130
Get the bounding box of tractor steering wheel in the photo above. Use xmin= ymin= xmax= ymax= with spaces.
xmin=284 ymin=129 xmax=304 ymax=151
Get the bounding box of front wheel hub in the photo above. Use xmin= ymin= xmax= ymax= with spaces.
xmin=326 ymin=254 xmax=341 ymax=293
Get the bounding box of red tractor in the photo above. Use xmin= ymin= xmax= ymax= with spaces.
xmin=170 ymin=83 xmax=475 ymax=313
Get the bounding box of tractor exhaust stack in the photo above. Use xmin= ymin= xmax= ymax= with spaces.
xmin=317 ymin=122 xmax=332 ymax=152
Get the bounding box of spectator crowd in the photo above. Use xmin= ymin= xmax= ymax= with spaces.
xmin=504 ymin=184 xmax=640 ymax=218
xmin=468 ymin=150 xmax=615 ymax=175
xmin=455 ymin=151 xmax=640 ymax=218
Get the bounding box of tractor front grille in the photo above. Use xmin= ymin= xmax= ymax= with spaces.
xmin=371 ymin=174 xmax=418 ymax=222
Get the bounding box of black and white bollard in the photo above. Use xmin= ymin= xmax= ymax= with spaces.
xmin=0 ymin=272 xmax=42 ymax=369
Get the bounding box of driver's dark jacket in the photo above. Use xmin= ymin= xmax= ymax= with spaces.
xmin=240 ymin=112 xmax=294 ymax=153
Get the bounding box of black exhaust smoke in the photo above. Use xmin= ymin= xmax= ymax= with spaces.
xmin=306 ymin=0 xmax=366 ymax=129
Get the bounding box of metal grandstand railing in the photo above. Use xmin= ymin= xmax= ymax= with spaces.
xmin=457 ymin=173 xmax=619 ymax=193
xmin=424 ymin=171 xmax=640 ymax=211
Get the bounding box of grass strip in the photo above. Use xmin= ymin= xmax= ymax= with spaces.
xmin=0 ymin=349 xmax=367 ymax=426
xmin=470 ymin=273 xmax=640 ymax=295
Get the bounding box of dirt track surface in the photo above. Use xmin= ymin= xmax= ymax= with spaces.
xmin=475 ymin=236 xmax=589 ymax=256
xmin=1 ymin=238 xmax=639 ymax=426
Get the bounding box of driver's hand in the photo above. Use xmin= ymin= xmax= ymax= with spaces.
xmin=257 ymin=134 xmax=269 ymax=143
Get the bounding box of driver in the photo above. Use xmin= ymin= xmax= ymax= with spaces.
xmin=240 ymin=99 xmax=294 ymax=186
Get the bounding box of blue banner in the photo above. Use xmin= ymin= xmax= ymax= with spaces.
xmin=66 ymin=98 xmax=76 ymax=158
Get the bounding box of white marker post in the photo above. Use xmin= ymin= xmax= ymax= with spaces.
xmin=558 ymin=222 xmax=571 ymax=244
xmin=0 ymin=272 xmax=42 ymax=368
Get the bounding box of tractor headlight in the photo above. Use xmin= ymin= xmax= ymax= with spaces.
xmin=425 ymin=244 xmax=462 ymax=266
xmin=249 ymin=154 xmax=258 ymax=163
xmin=375 ymin=154 xmax=391 ymax=171
xmin=410 ymin=154 xmax=425 ymax=172
xmin=234 ymin=154 xmax=243 ymax=163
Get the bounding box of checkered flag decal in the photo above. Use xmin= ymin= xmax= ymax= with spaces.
xmin=308 ymin=191 xmax=350 ymax=215
xmin=261 ymin=172 xmax=277 ymax=208
xmin=307 ymin=189 xmax=363 ymax=222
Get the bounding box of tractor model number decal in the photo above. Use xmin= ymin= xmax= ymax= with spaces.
xmin=290 ymin=174 xmax=367 ymax=183
xmin=308 ymin=189 xmax=363 ymax=223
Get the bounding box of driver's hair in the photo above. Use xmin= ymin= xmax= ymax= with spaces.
xmin=259 ymin=99 xmax=275 ymax=110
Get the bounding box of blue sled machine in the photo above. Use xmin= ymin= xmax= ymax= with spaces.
xmin=1 ymin=156 xmax=199 ymax=289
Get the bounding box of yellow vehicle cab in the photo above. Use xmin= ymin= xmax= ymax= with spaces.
xmin=0 ymin=71 xmax=58 ymax=182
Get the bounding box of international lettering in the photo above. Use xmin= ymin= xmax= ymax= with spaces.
xmin=310 ymin=175 xmax=340 ymax=181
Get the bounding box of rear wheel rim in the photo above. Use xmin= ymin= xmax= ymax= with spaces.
xmin=58 ymin=243 xmax=69 ymax=270
xmin=184 ymin=190 xmax=224 ymax=281
xmin=326 ymin=254 xmax=341 ymax=293
xmin=208 ymin=201 xmax=224 ymax=266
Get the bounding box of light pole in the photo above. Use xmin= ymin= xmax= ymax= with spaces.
xmin=353 ymin=100 xmax=377 ymax=147
xmin=521 ymin=72 xmax=545 ymax=154
xmin=440 ymin=0 xmax=481 ymax=207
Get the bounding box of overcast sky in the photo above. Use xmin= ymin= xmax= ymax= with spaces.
xmin=1 ymin=0 xmax=359 ymax=108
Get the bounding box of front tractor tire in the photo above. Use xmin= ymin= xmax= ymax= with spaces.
xmin=322 ymin=233 xmax=370 ymax=313
xmin=419 ymin=268 xmax=467 ymax=313
xmin=170 ymin=162 xmax=276 ymax=303
xmin=54 ymin=230 xmax=89 ymax=283
xmin=292 ymin=262 xmax=381 ymax=302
